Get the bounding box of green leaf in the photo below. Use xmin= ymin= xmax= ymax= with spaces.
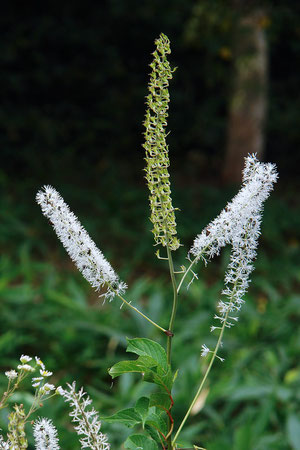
xmin=124 ymin=434 xmax=158 ymax=450
xmin=233 ymin=424 xmax=253 ymax=450
xmin=145 ymin=411 xmax=168 ymax=443
xmin=143 ymin=365 xmax=173 ymax=391
xmin=102 ymin=408 xmax=141 ymax=428
xmin=127 ymin=338 xmax=168 ymax=370
xmin=287 ymin=414 xmax=300 ymax=450
xmin=135 ymin=397 xmax=150 ymax=426
xmin=149 ymin=392 xmax=171 ymax=411
xmin=108 ymin=356 xmax=158 ymax=378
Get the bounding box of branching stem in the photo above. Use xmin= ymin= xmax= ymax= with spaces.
xmin=110 ymin=286 xmax=167 ymax=334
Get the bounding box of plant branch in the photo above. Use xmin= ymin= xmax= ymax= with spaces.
xmin=110 ymin=286 xmax=167 ymax=334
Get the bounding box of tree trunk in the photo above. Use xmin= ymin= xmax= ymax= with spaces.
xmin=223 ymin=9 xmax=268 ymax=183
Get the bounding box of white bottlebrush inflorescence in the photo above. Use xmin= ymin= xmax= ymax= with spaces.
xmin=189 ymin=155 xmax=278 ymax=356
xmin=190 ymin=154 xmax=278 ymax=262
xmin=58 ymin=382 xmax=110 ymax=450
xmin=36 ymin=185 xmax=127 ymax=301
xmin=33 ymin=417 xmax=60 ymax=450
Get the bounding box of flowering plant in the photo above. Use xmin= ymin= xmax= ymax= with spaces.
xmin=1 ymin=34 xmax=277 ymax=449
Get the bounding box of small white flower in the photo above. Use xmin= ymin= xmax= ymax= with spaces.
xmin=33 ymin=417 xmax=60 ymax=450
xmin=56 ymin=386 xmax=65 ymax=396
xmin=39 ymin=383 xmax=55 ymax=394
xmin=20 ymin=355 xmax=32 ymax=363
xmin=35 ymin=356 xmax=45 ymax=371
xmin=5 ymin=370 xmax=18 ymax=380
xmin=17 ymin=364 xmax=35 ymax=372
xmin=201 ymin=344 xmax=210 ymax=357
xmin=32 ymin=377 xmax=44 ymax=388
xmin=40 ymin=370 xmax=53 ymax=377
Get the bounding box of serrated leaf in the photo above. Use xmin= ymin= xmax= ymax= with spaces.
xmin=102 ymin=407 xmax=141 ymax=428
xmin=135 ymin=397 xmax=150 ymax=425
xmin=108 ymin=355 xmax=158 ymax=378
xmin=124 ymin=434 xmax=158 ymax=450
xmin=127 ymin=338 xmax=168 ymax=371
xmin=149 ymin=392 xmax=171 ymax=411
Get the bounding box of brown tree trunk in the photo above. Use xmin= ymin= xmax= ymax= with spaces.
xmin=223 ymin=9 xmax=268 ymax=183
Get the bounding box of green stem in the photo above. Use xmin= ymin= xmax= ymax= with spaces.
xmin=166 ymin=245 xmax=178 ymax=364
xmin=176 ymin=257 xmax=198 ymax=294
xmin=165 ymin=243 xmax=178 ymax=450
xmin=172 ymin=246 xmax=245 ymax=448
xmin=172 ymin=311 xmax=228 ymax=447
xmin=111 ymin=287 xmax=167 ymax=334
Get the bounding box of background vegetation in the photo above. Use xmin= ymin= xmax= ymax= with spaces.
xmin=1 ymin=1 xmax=300 ymax=448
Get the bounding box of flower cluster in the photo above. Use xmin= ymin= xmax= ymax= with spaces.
xmin=36 ymin=186 xmax=127 ymax=301
xmin=189 ymin=155 xmax=278 ymax=356
xmin=58 ymin=382 xmax=110 ymax=450
xmin=190 ymin=154 xmax=278 ymax=262
xmin=143 ymin=33 xmax=180 ymax=251
xmin=33 ymin=417 xmax=60 ymax=450
xmin=31 ymin=357 xmax=55 ymax=394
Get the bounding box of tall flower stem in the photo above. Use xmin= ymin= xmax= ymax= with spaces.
xmin=172 ymin=263 xmax=243 ymax=447
xmin=164 ymin=239 xmax=178 ymax=450
xmin=172 ymin=309 xmax=229 ymax=447
xmin=166 ymin=245 xmax=178 ymax=364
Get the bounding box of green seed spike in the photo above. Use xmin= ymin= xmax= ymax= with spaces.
xmin=7 ymin=404 xmax=28 ymax=449
xmin=143 ymin=33 xmax=180 ymax=252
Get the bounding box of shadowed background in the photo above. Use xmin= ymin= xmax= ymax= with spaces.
xmin=1 ymin=1 xmax=300 ymax=448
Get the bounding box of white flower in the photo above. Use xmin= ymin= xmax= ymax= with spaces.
xmin=39 ymin=383 xmax=55 ymax=394
xmin=201 ymin=344 xmax=210 ymax=357
xmin=190 ymin=154 xmax=278 ymax=262
xmin=60 ymin=381 xmax=110 ymax=449
xmin=40 ymin=370 xmax=53 ymax=377
xmin=5 ymin=370 xmax=18 ymax=380
xmin=20 ymin=355 xmax=32 ymax=363
xmin=36 ymin=186 xmax=127 ymax=301
xmin=189 ymin=155 xmax=278 ymax=357
xmin=33 ymin=417 xmax=60 ymax=450
xmin=56 ymin=386 xmax=65 ymax=396
xmin=32 ymin=376 xmax=44 ymax=388
xmin=17 ymin=364 xmax=35 ymax=372
xmin=189 ymin=155 xmax=277 ymax=323
xmin=35 ymin=357 xmax=45 ymax=371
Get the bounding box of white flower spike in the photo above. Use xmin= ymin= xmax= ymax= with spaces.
xmin=189 ymin=154 xmax=278 ymax=359
xmin=59 ymin=382 xmax=110 ymax=450
xmin=36 ymin=186 xmax=127 ymax=301
xmin=33 ymin=417 xmax=60 ymax=450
